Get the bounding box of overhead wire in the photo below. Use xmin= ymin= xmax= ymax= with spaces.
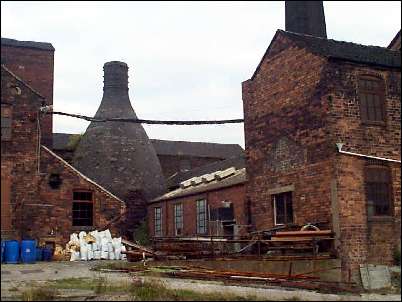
xmin=45 ymin=110 xmax=244 ymax=125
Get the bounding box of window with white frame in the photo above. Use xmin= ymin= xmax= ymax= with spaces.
xmin=273 ymin=192 xmax=293 ymax=225
xmin=174 ymin=203 xmax=183 ymax=236
xmin=196 ymin=199 xmax=208 ymax=234
xmin=154 ymin=207 xmax=162 ymax=237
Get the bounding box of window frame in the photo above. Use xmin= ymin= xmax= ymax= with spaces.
xmin=196 ymin=199 xmax=208 ymax=235
xmin=273 ymin=191 xmax=293 ymax=226
xmin=358 ymin=75 xmax=387 ymax=125
xmin=72 ymin=190 xmax=94 ymax=227
xmin=365 ymin=164 xmax=393 ymax=217
xmin=154 ymin=207 xmax=163 ymax=237
xmin=174 ymin=203 xmax=183 ymax=236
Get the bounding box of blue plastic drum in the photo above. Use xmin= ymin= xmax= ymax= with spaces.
xmin=42 ymin=247 xmax=53 ymax=261
xmin=36 ymin=247 xmax=43 ymax=261
xmin=4 ymin=240 xmax=19 ymax=264
xmin=20 ymin=240 xmax=36 ymax=264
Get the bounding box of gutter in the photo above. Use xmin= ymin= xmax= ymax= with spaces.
xmin=336 ymin=143 xmax=401 ymax=164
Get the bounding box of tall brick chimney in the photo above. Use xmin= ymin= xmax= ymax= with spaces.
xmin=73 ymin=61 xmax=166 ymax=203
xmin=285 ymin=1 xmax=327 ymax=38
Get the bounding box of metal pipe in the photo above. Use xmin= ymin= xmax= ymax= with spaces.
xmin=336 ymin=143 xmax=401 ymax=163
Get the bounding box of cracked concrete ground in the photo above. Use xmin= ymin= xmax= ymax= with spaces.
xmin=1 ymin=261 xmax=400 ymax=301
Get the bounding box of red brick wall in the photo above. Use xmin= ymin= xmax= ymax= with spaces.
xmin=326 ymin=61 xmax=401 ymax=277
xmin=1 ymin=45 xmax=54 ymax=147
xmin=1 ymin=68 xmax=42 ymax=239
xmin=242 ymin=31 xmax=401 ymax=284
xmin=242 ymin=34 xmax=333 ymax=232
xmin=148 ymin=184 xmax=247 ymax=237
xmin=1 ymin=67 xmax=125 ymax=245
xmin=34 ymin=147 xmax=125 ymax=245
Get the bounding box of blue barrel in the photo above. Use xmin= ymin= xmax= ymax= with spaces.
xmin=36 ymin=247 xmax=43 ymax=261
xmin=1 ymin=241 xmax=5 ymax=262
xmin=42 ymin=247 xmax=53 ymax=261
xmin=4 ymin=240 xmax=19 ymax=264
xmin=20 ymin=240 xmax=36 ymax=264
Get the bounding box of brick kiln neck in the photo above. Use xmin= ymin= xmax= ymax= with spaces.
xmin=102 ymin=61 xmax=130 ymax=98
xmin=285 ymin=1 xmax=327 ymax=39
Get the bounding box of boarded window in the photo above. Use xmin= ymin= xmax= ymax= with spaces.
xmin=174 ymin=203 xmax=183 ymax=236
xmin=196 ymin=199 xmax=208 ymax=234
xmin=365 ymin=165 xmax=391 ymax=216
xmin=1 ymin=105 xmax=12 ymax=141
xmin=154 ymin=207 xmax=162 ymax=237
xmin=273 ymin=192 xmax=293 ymax=225
xmin=359 ymin=77 xmax=386 ymax=123
xmin=72 ymin=191 xmax=93 ymax=226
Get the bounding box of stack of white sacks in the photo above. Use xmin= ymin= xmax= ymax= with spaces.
xmin=68 ymin=229 xmax=127 ymax=261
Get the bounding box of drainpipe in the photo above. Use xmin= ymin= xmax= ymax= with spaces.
xmin=336 ymin=143 xmax=401 ymax=163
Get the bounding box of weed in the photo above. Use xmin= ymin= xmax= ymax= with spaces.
xmin=19 ymin=287 xmax=59 ymax=301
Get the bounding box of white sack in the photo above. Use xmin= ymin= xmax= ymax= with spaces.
xmin=109 ymin=251 xmax=115 ymax=260
xmin=101 ymin=251 xmax=109 ymax=259
xmin=104 ymin=229 xmax=112 ymax=240
xmin=78 ymin=231 xmax=87 ymax=240
xmin=115 ymin=249 xmax=121 ymax=260
xmin=107 ymin=243 xmax=114 ymax=253
xmin=87 ymin=249 xmax=94 ymax=260
xmin=94 ymin=251 xmax=101 ymax=260
xmin=70 ymin=251 xmax=80 ymax=261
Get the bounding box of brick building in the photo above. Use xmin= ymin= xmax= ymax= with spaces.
xmin=1 ymin=65 xmax=125 ymax=246
xmin=148 ymin=167 xmax=248 ymax=239
xmin=242 ymin=1 xmax=401 ymax=282
xmin=1 ymin=38 xmax=54 ymax=148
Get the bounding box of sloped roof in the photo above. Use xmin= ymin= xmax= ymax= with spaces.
xmin=1 ymin=65 xmax=45 ymax=99
xmin=41 ymin=145 xmax=124 ymax=204
xmin=388 ymin=30 xmax=401 ymax=50
xmin=150 ymin=139 xmax=244 ymax=158
xmin=152 ymin=167 xmax=247 ymax=203
xmin=252 ymin=29 xmax=401 ymax=79
xmin=53 ymin=133 xmax=244 ymax=159
xmin=166 ymin=154 xmax=246 ymax=189
xmin=1 ymin=37 xmax=55 ymax=51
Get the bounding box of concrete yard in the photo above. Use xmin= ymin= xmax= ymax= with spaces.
xmin=1 ymin=261 xmax=401 ymax=301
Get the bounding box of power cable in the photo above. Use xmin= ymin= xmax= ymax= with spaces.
xmin=45 ymin=110 xmax=244 ymax=125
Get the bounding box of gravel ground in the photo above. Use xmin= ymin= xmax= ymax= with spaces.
xmin=1 ymin=261 xmax=400 ymax=301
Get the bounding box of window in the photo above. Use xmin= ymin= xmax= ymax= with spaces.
xmin=1 ymin=104 xmax=12 ymax=141
xmin=358 ymin=76 xmax=386 ymax=123
xmin=196 ymin=199 xmax=208 ymax=234
xmin=72 ymin=191 xmax=93 ymax=226
xmin=365 ymin=164 xmax=391 ymax=216
xmin=273 ymin=192 xmax=293 ymax=225
xmin=174 ymin=203 xmax=183 ymax=236
xmin=154 ymin=207 xmax=162 ymax=237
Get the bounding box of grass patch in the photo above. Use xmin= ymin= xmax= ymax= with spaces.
xmin=49 ymin=276 xmax=132 ymax=294
xmin=129 ymin=280 xmax=258 ymax=301
xmin=91 ymin=261 xmax=141 ymax=271
xmin=19 ymin=287 xmax=59 ymax=301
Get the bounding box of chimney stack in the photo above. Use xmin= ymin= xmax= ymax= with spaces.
xmin=285 ymin=1 xmax=327 ymax=38
xmin=103 ymin=61 xmax=129 ymax=91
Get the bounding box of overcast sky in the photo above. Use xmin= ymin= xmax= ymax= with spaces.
xmin=1 ymin=1 xmax=401 ymax=147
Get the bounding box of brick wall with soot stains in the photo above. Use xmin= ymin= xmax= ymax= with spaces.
xmin=1 ymin=68 xmax=42 ymax=239
xmin=326 ymin=61 xmax=401 ymax=278
xmin=1 ymin=44 xmax=54 ymax=148
xmin=242 ymin=33 xmax=400 ymax=283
